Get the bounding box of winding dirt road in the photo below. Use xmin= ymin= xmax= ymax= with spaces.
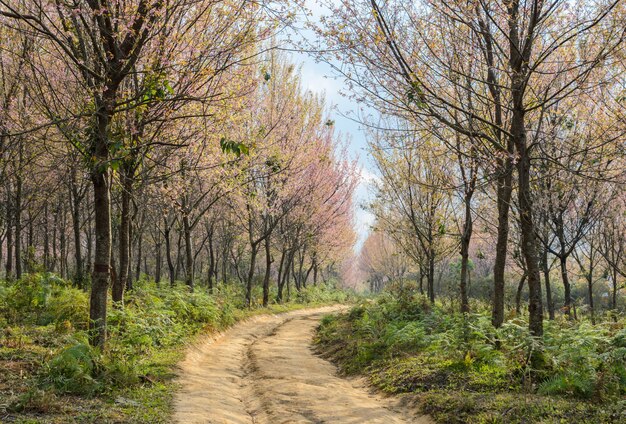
xmin=174 ymin=306 xmax=433 ymax=424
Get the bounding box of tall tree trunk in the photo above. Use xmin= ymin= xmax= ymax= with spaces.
xmin=89 ymin=166 xmax=111 ymax=348
xmin=277 ymin=248 xmax=285 ymax=292
xmin=512 ymin=114 xmax=543 ymax=337
xmin=492 ymin=169 xmax=513 ymax=327
xmin=262 ymin=235 xmax=271 ymax=307
xmin=555 ymin=217 xmax=572 ymax=316
xmin=127 ymin=209 xmax=134 ymax=291
xmin=277 ymin=249 xmax=293 ymax=303
xmin=304 ymin=261 xmax=314 ymax=287
xmin=5 ymin=189 xmax=13 ymax=279
xmin=221 ymin=242 xmax=228 ymax=285
xmin=587 ymin=268 xmax=595 ymax=325
xmin=85 ymin=210 xmax=93 ymax=276
xmin=428 ymin=247 xmax=435 ymax=303
xmin=508 ymin=0 xmax=543 ymax=336
xmin=208 ymin=228 xmax=215 ymax=292
xmin=515 ymin=273 xmax=527 ymax=315
xmin=459 ymin=194 xmax=473 ymax=314
xmin=612 ymin=268 xmax=618 ymax=311
xmin=43 ymin=201 xmax=50 ymax=271
xmin=52 ymin=209 xmax=58 ymax=272
xmin=133 ymin=209 xmax=144 ymax=285
xmin=164 ymin=220 xmax=175 ymax=287
xmin=246 ymin=243 xmax=258 ymax=307
xmin=559 ymin=255 xmax=572 ymax=317
xmin=286 ymin=259 xmax=292 ymax=301
xmin=297 ymin=251 xmax=305 ymax=290
xmin=182 ymin=212 xmax=193 ymax=291
xmin=15 ymin=165 xmax=22 ymax=279
xmin=27 ymin=213 xmax=34 ymax=268
xmin=175 ymin=228 xmax=183 ymax=281
xmin=134 ymin=226 xmax=142 ymax=285
xmin=542 ymin=247 xmax=555 ymax=320
xmin=476 ymin=4 xmax=512 ymax=330
xmin=70 ymin=171 xmax=83 ymax=285
xmin=113 ymin=175 xmax=131 ymax=304
xmin=155 ymin=238 xmax=162 ymax=287
xmin=59 ymin=205 xmax=67 ymax=279
xmin=418 ymin=266 xmax=424 ymax=295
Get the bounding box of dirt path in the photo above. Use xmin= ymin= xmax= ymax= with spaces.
xmin=174 ymin=306 xmax=433 ymax=424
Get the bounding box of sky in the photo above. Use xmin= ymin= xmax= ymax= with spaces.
xmin=282 ymin=0 xmax=377 ymax=249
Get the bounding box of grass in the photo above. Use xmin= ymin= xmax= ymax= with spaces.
xmin=0 ymin=273 xmax=353 ymax=423
xmin=314 ymin=286 xmax=626 ymax=423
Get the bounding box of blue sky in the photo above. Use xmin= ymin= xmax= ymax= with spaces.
xmin=282 ymin=0 xmax=377 ymax=249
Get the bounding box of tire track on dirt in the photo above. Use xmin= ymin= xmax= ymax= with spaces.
xmin=174 ymin=307 xmax=432 ymax=423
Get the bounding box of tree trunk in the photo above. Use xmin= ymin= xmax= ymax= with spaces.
xmin=459 ymin=195 xmax=472 ymax=314
xmin=175 ymin=228 xmax=183 ymax=281
xmin=52 ymin=209 xmax=58 ymax=272
xmin=612 ymin=268 xmax=618 ymax=311
xmin=297 ymin=252 xmax=305 ymax=290
xmin=85 ymin=211 xmax=93 ymax=276
xmin=246 ymin=243 xmax=259 ymax=307
xmin=164 ymin=220 xmax=175 ymax=287
xmin=133 ymin=208 xmax=144 ymax=286
xmin=183 ymin=212 xmax=194 ymax=290
xmin=113 ymin=175 xmax=131 ymax=304
xmin=559 ymin=254 xmax=572 ymax=317
xmin=43 ymin=202 xmax=50 ymax=271
xmin=428 ymin=248 xmax=435 ymax=303
xmin=70 ymin=170 xmax=83 ymax=285
xmin=587 ymin=271 xmax=595 ymax=325
xmin=277 ymin=248 xmax=285 ymax=291
xmin=507 ymin=0 xmax=543 ymax=336
xmin=5 ymin=189 xmax=13 ymax=279
xmin=262 ymin=235 xmax=271 ymax=307
xmin=155 ymin=240 xmax=162 ymax=287
xmin=207 ymin=227 xmax=215 ymax=292
xmin=277 ymin=249 xmax=293 ymax=303
xmin=59 ymin=205 xmax=67 ymax=279
xmin=134 ymin=225 xmax=142 ymax=285
xmin=542 ymin=247 xmax=555 ymax=320
xmin=513 ymin=114 xmax=543 ymax=337
xmin=15 ymin=166 xmax=22 ymax=279
xmin=304 ymin=261 xmax=314 ymax=287
xmin=89 ymin=166 xmax=111 ymax=348
xmin=492 ymin=169 xmax=513 ymax=327
xmin=418 ymin=267 xmax=424 ymax=295
xmin=515 ymin=273 xmax=527 ymax=315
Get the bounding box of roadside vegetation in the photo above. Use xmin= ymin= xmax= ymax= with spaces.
xmin=0 ymin=272 xmax=351 ymax=423
xmin=316 ymin=284 xmax=626 ymax=424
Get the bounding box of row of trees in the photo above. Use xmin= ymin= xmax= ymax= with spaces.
xmin=0 ymin=1 xmax=357 ymax=348
xmin=322 ymin=0 xmax=625 ymax=335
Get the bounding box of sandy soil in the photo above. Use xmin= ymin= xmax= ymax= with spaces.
xmin=173 ymin=306 xmax=433 ymax=424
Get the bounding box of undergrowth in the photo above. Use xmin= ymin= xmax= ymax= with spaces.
xmin=0 ymin=273 xmax=352 ymax=422
xmin=315 ymin=283 xmax=626 ymax=423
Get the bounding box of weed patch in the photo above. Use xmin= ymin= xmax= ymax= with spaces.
xmin=315 ymin=291 xmax=626 ymax=423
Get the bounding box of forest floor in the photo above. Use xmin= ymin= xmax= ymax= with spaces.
xmin=0 ymin=276 xmax=355 ymax=423
xmin=174 ymin=306 xmax=433 ymax=424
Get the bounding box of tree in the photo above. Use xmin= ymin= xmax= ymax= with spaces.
xmin=316 ymin=0 xmax=624 ymax=336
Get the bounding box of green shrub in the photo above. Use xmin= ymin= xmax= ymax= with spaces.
xmin=42 ymin=343 xmax=101 ymax=395
xmin=44 ymin=286 xmax=89 ymax=330
xmin=3 ymin=272 xmax=354 ymax=401
xmin=296 ymin=283 xmax=352 ymax=304
xmin=316 ymin=295 xmax=626 ymax=403
xmin=1 ymin=273 xmax=81 ymax=326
